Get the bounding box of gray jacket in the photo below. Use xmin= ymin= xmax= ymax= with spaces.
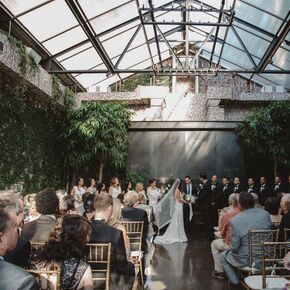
xmin=227 ymin=207 xmax=272 ymax=267
xmin=0 ymin=259 xmax=39 ymax=290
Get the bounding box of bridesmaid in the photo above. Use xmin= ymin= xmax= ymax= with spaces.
xmin=108 ymin=176 xmax=122 ymax=198
xmin=147 ymin=178 xmax=162 ymax=213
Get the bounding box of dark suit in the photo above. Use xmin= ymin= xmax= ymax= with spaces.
xmin=246 ymin=185 xmax=258 ymax=194
xmin=258 ymin=183 xmax=271 ymax=206
xmin=0 ymin=259 xmax=39 ymax=290
xmin=221 ymin=183 xmax=234 ymax=208
xmin=121 ymin=207 xmax=148 ymax=252
xmin=196 ymin=180 xmax=214 ymax=240
xmin=233 ymin=183 xmax=243 ymax=193
xmin=210 ymin=182 xmax=220 ymax=226
xmin=182 ymin=182 xmax=198 ymax=234
xmin=278 ymin=211 xmax=290 ymax=242
xmin=4 ymin=237 xmax=31 ymax=268
xmin=90 ymin=220 xmax=135 ymax=290
xmin=22 ymin=215 xmax=57 ymax=241
xmin=273 ymin=183 xmax=286 ymax=196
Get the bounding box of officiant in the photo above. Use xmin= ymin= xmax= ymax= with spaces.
xmin=182 ymin=176 xmax=198 ymax=235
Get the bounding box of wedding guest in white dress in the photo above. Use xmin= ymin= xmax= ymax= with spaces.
xmin=109 ymin=176 xmax=122 ymax=198
xmin=71 ymin=177 xmax=87 ymax=214
xmin=135 ymin=182 xmax=147 ymax=202
xmin=147 ymin=178 xmax=162 ymax=213
xmin=154 ymin=179 xmax=190 ymax=244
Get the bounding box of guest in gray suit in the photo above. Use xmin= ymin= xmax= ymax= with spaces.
xmin=221 ymin=192 xmax=272 ymax=289
xmin=0 ymin=208 xmax=38 ymax=290
xmin=22 ymin=188 xmax=59 ymax=241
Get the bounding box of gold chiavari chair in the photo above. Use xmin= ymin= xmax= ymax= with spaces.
xmin=121 ymin=221 xmax=144 ymax=285
xmin=244 ymin=241 xmax=290 ymax=289
xmin=86 ymin=243 xmax=111 ymax=290
xmin=284 ymin=228 xmax=290 ymax=242
xmin=235 ymin=229 xmax=279 ymax=289
xmin=27 ymin=269 xmax=61 ymax=290
xmin=29 ymin=240 xmax=46 ymax=267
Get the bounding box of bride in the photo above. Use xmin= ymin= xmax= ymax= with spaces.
xmin=154 ymin=178 xmax=192 ymax=244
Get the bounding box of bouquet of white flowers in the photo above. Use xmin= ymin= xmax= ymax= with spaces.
xmin=184 ymin=194 xmax=196 ymax=203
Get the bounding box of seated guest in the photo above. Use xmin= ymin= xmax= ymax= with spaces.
xmin=264 ymin=197 xmax=282 ymax=225
xmin=221 ymin=192 xmax=272 ymax=289
xmin=0 ymin=208 xmax=38 ymax=290
xmin=22 ymin=188 xmax=59 ymax=242
xmin=108 ymin=198 xmax=131 ymax=261
xmin=211 ymin=193 xmax=240 ymax=279
xmin=39 ymin=215 xmax=93 ymax=290
xmin=61 ymin=194 xmax=79 ymax=215
xmin=90 ymin=193 xmax=135 ymax=290
xmin=135 ymin=182 xmax=146 ymax=200
xmin=251 ymin=193 xmax=263 ymax=208
xmin=0 ymin=193 xmax=31 ymax=268
xmin=278 ymin=194 xmax=290 ymax=241
xmin=82 ymin=193 xmax=96 ymax=222
xmin=122 ymin=191 xmax=149 ymax=252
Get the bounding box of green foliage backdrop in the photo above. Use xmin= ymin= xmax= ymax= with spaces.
xmin=0 ymin=73 xmax=68 ymax=192
xmin=236 ymin=100 xmax=290 ymax=176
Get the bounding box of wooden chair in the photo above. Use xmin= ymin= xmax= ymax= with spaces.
xmin=284 ymin=228 xmax=290 ymax=242
xmin=121 ymin=221 xmax=144 ymax=285
xmin=86 ymin=243 xmax=111 ymax=290
xmin=29 ymin=240 xmax=46 ymax=268
xmin=244 ymin=241 xmax=290 ymax=289
xmin=27 ymin=269 xmax=61 ymax=290
xmin=235 ymin=229 xmax=279 ymax=289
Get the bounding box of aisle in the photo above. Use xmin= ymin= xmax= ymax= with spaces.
xmin=145 ymin=232 xmax=226 ymax=290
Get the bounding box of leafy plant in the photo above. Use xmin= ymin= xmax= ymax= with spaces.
xmin=6 ymin=33 xmax=39 ymax=77
xmin=236 ymin=100 xmax=290 ymax=176
xmin=66 ymin=101 xmax=134 ymax=182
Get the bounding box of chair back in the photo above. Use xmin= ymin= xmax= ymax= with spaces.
xmin=29 ymin=240 xmax=46 ymax=268
xmin=284 ymin=228 xmax=290 ymax=242
xmin=27 ymin=269 xmax=61 ymax=290
xmin=121 ymin=221 xmax=144 ymax=252
xmin=261 ymin=241 xmax=290 ymax=288
xmin=248 ymin=229 xmax=279 ymax=267
xmin=86 ymin=243 xmax=111 ymax=290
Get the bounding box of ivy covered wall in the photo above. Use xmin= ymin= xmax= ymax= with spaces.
xmin=0 ymin=73 xmax=68 ymax=192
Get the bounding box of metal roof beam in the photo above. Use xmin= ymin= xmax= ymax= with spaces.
xmin=64 ymin=0 xmax=115 ymax=74
xmin=257 ymin=12 xmax=290 ymax=73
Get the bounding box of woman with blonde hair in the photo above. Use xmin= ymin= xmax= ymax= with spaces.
xmin=108 ymin=198 xmax=131 ymax=260
xmin=108 ymin=176 xmax=122 ymax=198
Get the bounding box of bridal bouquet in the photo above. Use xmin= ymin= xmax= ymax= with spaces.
xmin=184 ymin=194 xmax=196 ymax=203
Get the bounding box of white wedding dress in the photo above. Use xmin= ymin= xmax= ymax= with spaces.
xmin=154 ymin=179 xmax=188 ymax=244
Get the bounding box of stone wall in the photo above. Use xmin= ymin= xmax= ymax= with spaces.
xmin=0 ymin=32 xmax=52 ymax=96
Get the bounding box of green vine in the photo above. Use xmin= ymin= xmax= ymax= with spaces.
xmin=52 ymin=75 xmax=75 ymax=109
xmin=6 ymin=33 xmax=39 ymax=77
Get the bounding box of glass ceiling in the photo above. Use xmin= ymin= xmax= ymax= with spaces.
xmin=1 ymin=0 xmax=289 ymax=91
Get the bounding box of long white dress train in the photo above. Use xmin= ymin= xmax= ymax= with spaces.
xmin=154 ymin=192 xmax=188 ymax=244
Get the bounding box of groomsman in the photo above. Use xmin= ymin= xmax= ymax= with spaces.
xmin=246 ymin=177 xmax=258 ymax=194
xmin=258 ymin=176 xmax=271 ymax=206
xmin=196 ymin=173 xmax=214 ymax=241
xmin=220 ymin=177 xmax=234 ymax=208
xmin=272 ymin=176 xmax=286 ymax=196
xmin=233 ymin=177 xmax=243 ymax=193
xmin=182 ymin=176 xmax=198 ymax=235
xmin=210 ymin=175 xmax=220 ymax=226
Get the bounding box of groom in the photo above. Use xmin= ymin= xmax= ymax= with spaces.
xmin=182 ymin=176 xmax=198 ymax=235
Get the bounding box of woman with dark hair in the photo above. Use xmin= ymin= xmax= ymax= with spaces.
xmin=82 ymin=193 xmax=95 ymax=222
xmin=264 ymin=197 xmax=282 ymax=225
xmin=123 ymin=180 xmax=132 ymax=194
xmin=71 ymin=177 xmax=87 ymax=214
xmin=147 ymin=178 xmax=161 ymax=213
xmin=61 ymin=195 xmax=79 ymax=216
xmin=39 ymin=215 xmax=93 ymax=290
xmin=96 ymin=182 xmax=106 ymax=195
xmin=108 ymin=177 xmax=122 ymax=198
xmin=87 ymin=178 xmax=97 ymax=195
